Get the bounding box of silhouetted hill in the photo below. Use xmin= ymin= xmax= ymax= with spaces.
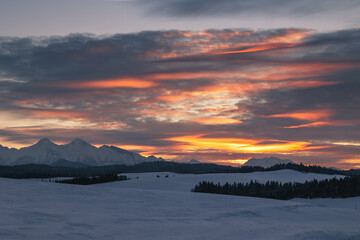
xmin=0 ymin=161 xmax=347 ymax=179
xmin=242 ymin=157 xmax=294 ymax=168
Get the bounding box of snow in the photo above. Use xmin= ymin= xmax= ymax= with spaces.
xmin=242 ymin=157 xmax=294 ymax=168
xmin=117 ymin=170 xmax=344 ymax=192
xmin=0 ymin=138 xmax=163 ymax=166
xmin=1 ymin=170 xmax=359 ymax=240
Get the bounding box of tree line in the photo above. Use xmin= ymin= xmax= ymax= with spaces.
xmin=0 ymin=162 xmax=348 ymax=179
xmin=54 ymin=174 xmax=128 ymax=185
xmin=192 ymin=175 xmax=360 ymax=200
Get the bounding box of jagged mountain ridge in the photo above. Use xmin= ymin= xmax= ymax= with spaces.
xmin=242 ymin=157 xmax=295 ymax=168
xmin=0 ymin=138 xmax=163 ymax=166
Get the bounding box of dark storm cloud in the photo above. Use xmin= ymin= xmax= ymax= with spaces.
xmin=0 ymin=32 xmax=176 ymax=120
xmin=0 ymin=28 xmax=313 ymax=86
xmin=141 ymin=0 xmax=359 ymax=17
xmin=164 ymin=28 xmax=360 ymax=68
xmin=234 ymin=69 xmax=360 ymax=145
xmin=0 ymin=33 xmax=163 ymax=83
xmin=243 ymin=76 xmax=360 ymax=116
xmin=0 ymin=28 xmax=305 ymax=106
xmin=294 ymin=29 xmax=360 ymax=61
xmin=1 ymin=28 xmax=359 ymax=107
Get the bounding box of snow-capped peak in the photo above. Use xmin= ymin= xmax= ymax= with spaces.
xmin=31 ymin=138 xmax=57 ymax=151
xmin=67 ymin=138 xmax=93 ymax=148
xmin=0 ymin=138 xmax=164 ymax=166
xmin=35 ymin=138 xmax=55 ymax=146
xmin=70 ymin=138 xmax=89 ymax=145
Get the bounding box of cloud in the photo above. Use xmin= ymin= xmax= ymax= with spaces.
xmin=0 ymin=28 xmax=359 ymax=168
xmin=140 ymin=0 xmax=360 ymax=17
xmin=264 ymin=110 xmax=334 ymax=121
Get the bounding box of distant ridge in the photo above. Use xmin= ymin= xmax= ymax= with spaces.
xmin=51 ymin=159 xmax=90 ymax=168
xmin=242 ymin=157 xmax=295 ymax=168
xmin=0 ymin=161 xmax=346 ymax=179
xmin=0 ymin=138 xmax=163 ymax=166
xmin=189 ymin=159 xmax=200 ymax=164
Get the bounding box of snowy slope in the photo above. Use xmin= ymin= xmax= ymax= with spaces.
xmin=0 ymin=138 xmax=163 ymax=166
xmin=1 ymin=170 xmax=359 ymax=240
xmin=242 ymin=157 xmax=295 ymax=168
xmin=117 ymin=169 xmax=344 ymax=192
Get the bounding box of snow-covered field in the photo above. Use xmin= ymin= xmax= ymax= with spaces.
xmin=1 ymin=170 xmax=359 ymax=240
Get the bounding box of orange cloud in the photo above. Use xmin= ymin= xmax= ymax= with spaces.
xmin=153 ymin=79 xmax=334 ymax=107
xmin=213 ymin=159 xmax=250 ymax=166
xmin=211 ymin=43 xmax=299 ymax=55
xmin=191 ymin=117 xmax=243 ymax=125
xmin=156 ymin=94 xmax=190 ymax=102
xmin=338 ymin=159 xmax=360 ymax=164
xmin=285 ymin=121 xmax=343 ymax=129
xmin=153 ymin=29 xmax=312 ymax=59
xmin=164 ymin=134 xmax=328 ymax=154
xmin=52 ymin=60 xmax=353 ymax=95
xmin=146 ymin=62 xmax=351 ymax=83
xmin=329 ymin=142 xmax=360 ymax=147
xmin=280 ymin=80 xmax=336 ymax=89
xmin=60 ymin=78 xmax=157 ymax=89
xmin=262 ymin=29 xmax=312 ymax=44
xmin=337 ymin=158 xmax=360 ymax=169
xmin=155 ymin=81 xmax=265 ymax=104
xmin=216 ymin=31 xmax=252 ymax=40
xmin=130 ymin=109 xmax=188 ymax=117
xmin=95 ymin=122 xmax=127 ymax=129
xmin=265 ymin=109 xmax=333 ymax=121
xmin=29 ymin=110 xmax=86 ymax=121
xmin=231 ymin=63 xmax=353 ymax=82
xmin=202 ymin=107 xmax=225 ymax=112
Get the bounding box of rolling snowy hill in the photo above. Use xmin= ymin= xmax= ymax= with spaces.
xmin=0 ymin=138 xmax=163 ymax=166
xmin=242 ymin=157 xmax=295 ymax=168
xmin=0 ymin=170 xmax=358 ymax=240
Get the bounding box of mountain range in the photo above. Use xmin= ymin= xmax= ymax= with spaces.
xmin=0 ymin=138 xmax=163 ymax=166
xmin=0 ymin=138 xmax=299 ymax=169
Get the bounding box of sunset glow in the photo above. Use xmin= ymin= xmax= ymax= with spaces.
xmin=0 ymin=26 xmax=359 ymax=169
xmin=62 ymin=78 xmax=157 ymax=89
xmin=339 ymin=159 xmax=360 ymax=164
xmin=284 ymin=121 xmax=343 ymax=129
xmin=191 ymin=118 xmax=243 ymax=125
xmin=2 ymin=2 xmax=360 ymax=240
xmin=164 ymin=134 xmax=328 ymax=154
xmin=265 ymin=110 xmax=333 ymax=121
xmin=211 ymin=43 xmax=299 ymax=55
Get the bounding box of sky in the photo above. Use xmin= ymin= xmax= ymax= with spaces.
xmin=0 ymin=0 xmax=359 ymax=169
